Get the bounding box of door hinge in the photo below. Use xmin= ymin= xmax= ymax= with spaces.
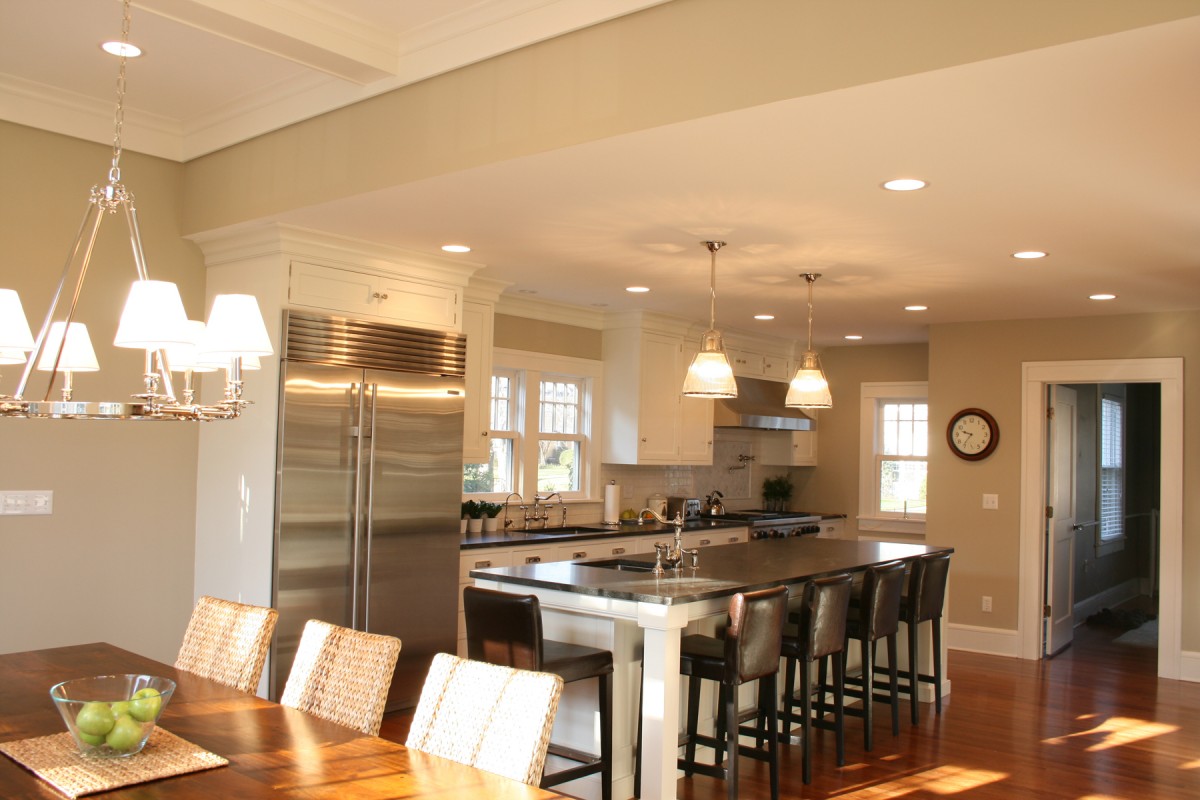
xmin=1046 ymin=505 xmax=1053 ymax=518
xmin=1044 ymin=604 xmax=1052 ymax=618
xmin=1047 ymin=406 xmax=1055 ymax=420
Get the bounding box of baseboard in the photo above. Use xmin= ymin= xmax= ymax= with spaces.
xmin=1072 ymin=578 xmax=1141 ymax=622
xmin=947 ymin=623 xmax=1021 ymax=657
xmin=1179 ymin=651 xmax=1200 ymax=683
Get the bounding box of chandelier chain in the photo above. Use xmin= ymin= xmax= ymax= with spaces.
xmin=109 ymin=0 xmax=133 ymax=183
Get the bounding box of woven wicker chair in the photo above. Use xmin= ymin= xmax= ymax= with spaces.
xmin=279 ymin=619 xmax=401 ymax=736
xmin=174 ymin=596 xmax=279 ymax=694
xmin=406 ymin=653 xmax=564 ymax=786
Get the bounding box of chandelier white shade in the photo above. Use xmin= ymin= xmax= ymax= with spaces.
xmin=785 ymin=273 xmax=833 ymax=409
xmin=0 ymin=289 xmax=35 ymax=351
xmin=198 ymin=294 xmax=275 ymax=359
xmin=37 ymin=322 xmax=99 ymax=374
xmin=113 ymin=280 xmax=191 ymax=350
xmin=163 ymin=321 xmax=217 ymax=374
xmin=682 ymin=240 xmax=738 ymax=398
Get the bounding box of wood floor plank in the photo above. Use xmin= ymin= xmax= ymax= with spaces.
xmin=380 ymin=619 xmax=1198 ymax=799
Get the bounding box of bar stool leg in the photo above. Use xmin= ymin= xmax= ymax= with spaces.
xmin=683 ymin=675 xmax=701 ymax=776
xmin=832 ymin=649 xmax=845 ymax=767
xmin=723 ymin=686 xmax=740 ymax=800
xmin=599 ymin=671 xmax=613 ymax=800
xmin=765 ymin=672 xmax=780 ymax=800
xmin=782 ymin=655 xmax=798 ymax=740
xmin=862 ymin=638 xmax=874 ymax=752
xmin=886 ymin=633 xmax=900 ymax=736
xmin=908 ymin=617 xmax=920 ymax=725
xmin=800 ymin=659 xmax=813 ymax=784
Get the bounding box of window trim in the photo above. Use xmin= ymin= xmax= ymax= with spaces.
xmin=1096 ymin=391 xmax=1126 ymax=556
xmin=466 ymin=348 xmax=603 ymax=503
xmin=858 ymin=381 xmax=928 ymax=536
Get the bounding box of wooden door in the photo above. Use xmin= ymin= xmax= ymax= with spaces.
xmin=1046 ymin=384 xmax=1078 ymax=656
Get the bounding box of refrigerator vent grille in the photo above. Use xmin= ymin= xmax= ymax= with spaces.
xmin=282 ymin=311 xmax=466 ymax=377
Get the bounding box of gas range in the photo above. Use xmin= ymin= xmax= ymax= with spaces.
xmin=710 ymin=510 xmax=824 ymax=539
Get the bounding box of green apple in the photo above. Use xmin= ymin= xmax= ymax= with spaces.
xmin=105 ymin=714 xmax=144 ymax=752
xmin=75 ymin=702 xmax=116 ymax=737
xmin=78 ymin=731 xmax=106 ymax=747
xmin=110 ymin=700 xmax=132 ymax=718
xmin=129 ymin=688 xmax=162 ymax=722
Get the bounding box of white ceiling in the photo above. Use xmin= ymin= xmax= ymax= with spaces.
xmin=2 ymin=1 xmax=1199 ymax=347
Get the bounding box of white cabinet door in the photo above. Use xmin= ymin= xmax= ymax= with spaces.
xmin=638 ymin=333 xmax=685 ymax=462
xmin=677 ymin=341 xmax=714 ymax=464
xmin=760 ymin=429 xmax=818 ymax=466
xmin=817 ymin=519 xmax=845 ymax=539
xmin=461 ymin=301 xmax=494 ymax=463
xmin=727 ymin=347 xmax=764 ymax=377
xmin=762 ymin=353 xmax=791 ymax=381
xmin=289 ymin=261 xmax=460 ymax=331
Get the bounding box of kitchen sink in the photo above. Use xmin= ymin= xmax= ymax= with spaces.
xmin=581 ymin=558 xmax=657 ymax=572
xmin=525 ymin=525 xmax=615 ymax=536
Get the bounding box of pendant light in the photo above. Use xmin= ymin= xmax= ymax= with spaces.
xmin=0 ymin=0 xmax=271 ymax=421
xmin=682 ymin=241 xmax=738 ymax=398
xmin=785 ymin=273 xmax=832 ymax=408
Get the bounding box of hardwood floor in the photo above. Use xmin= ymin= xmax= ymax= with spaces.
xmin=381 ymin=618 xmax=1200 ymax=799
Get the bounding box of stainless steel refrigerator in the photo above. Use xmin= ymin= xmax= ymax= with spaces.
xmin=271 ymin=310 xmax=464 ymax=710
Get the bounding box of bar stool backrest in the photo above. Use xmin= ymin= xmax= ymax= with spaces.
xmin=724 ymin=585 xmax=789 ymax=685
xmin=463 ymin=586 xmax=544 ymax=670
xmin=910 ymin=552 xmax=951 ymax=624
xmin=799 ymin=574 xmax=854 ymax=660
xmin=861 ymin=560 xmax=907 ymax=641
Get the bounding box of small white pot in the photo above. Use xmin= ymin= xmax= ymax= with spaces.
xmin=482 ymin=516 xmax=500 ymax=532
xmin=467 ymin=517 xmax=484 ymax=533
xmin=460 ymin=518 xmax=469 ymax=534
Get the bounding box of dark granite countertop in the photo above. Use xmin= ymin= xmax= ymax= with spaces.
xmin=460 ymin=513 xmax=846 ymax=549
xmin=470 ymin=536 xmax=952 ymax=604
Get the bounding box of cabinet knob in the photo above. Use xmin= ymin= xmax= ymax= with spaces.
xmin=372 ymin=292 xmax=389 ymax=300
xmin=481 ymin=431 xmax=488 ymax=437
xmin=611 ymin=547 xmax=626 ymax=555
xmin=699 ymin=538 xmax=711 ymax=546
xmin=572 ymin=551 xmax=587 ymax=559
xmin=525 ymin=556 xmax=542 ymax=564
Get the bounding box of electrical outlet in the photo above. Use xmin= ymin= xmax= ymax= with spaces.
xmin=982 ymin=595 xmax=993 ymax=612
xmin=982 ymin=493 xmax=999 ymax=510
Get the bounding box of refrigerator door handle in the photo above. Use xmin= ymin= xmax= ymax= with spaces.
xmin=350 ymin=381 xmax=367 ymax=629
xmin=362 ymin=382 xmax=379 ymax=631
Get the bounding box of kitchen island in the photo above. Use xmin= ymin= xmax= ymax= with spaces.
xmin=471 ymin=536 xmax=953 ymax=800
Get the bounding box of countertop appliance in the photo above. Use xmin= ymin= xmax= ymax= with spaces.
xmin=667 ymin=496 xmax=701 ymax=520
xmin=271 ymin=310 xmax=465 ymax=710
xmin=710 ymin=509 xmax=823 ymax=539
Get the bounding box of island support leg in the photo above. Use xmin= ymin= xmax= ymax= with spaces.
xmin=637 ymin=603 xmax=689 ymax=800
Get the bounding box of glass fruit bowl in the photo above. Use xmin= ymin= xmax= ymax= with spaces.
xmin=50 ymin=674 xmax=176 ymax=757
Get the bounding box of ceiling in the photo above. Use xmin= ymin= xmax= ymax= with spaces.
xmin=2 ymin=1 xmax=1199 ymax=348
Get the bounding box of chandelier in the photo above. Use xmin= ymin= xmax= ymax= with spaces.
xmin=681 ymin=241 xmax=738 ymax=398
xmin=0 ymin=0 xmax=271 ymax=421
xmin=785 ymin=273 xmax=832 ymax=408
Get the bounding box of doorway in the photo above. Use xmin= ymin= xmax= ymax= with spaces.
xmin=1044 ymin=383 xmax=1160 ymax=662
xmin=1019 ymin=358 xmax=1183 ymax=679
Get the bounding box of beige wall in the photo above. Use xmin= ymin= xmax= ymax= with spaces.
xmin=926 ymin=312 xmax=1199 ymax=644
xmin=494 ymin=313 xmax=602 ymax=359
xmin=0 ymin=122 xmax=204 ymax=661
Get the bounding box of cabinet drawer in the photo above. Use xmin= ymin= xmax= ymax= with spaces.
xmin=289 ymin=261 xmax=459 ymax=331
xmin=513 ymin=547 xmax=556 ymax=566
xmin=557 ymin=538 xmax=634 ymax=562
xmin=459 ymin=550 xmax=513 ymax=582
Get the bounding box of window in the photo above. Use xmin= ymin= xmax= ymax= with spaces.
xmin=1099 ymin=393 xmax=1125 ymax=543
xmin=463 ymin=349 xmax=601 ymax=502
xmin=859 ymin=382 xmax=928 ymax=535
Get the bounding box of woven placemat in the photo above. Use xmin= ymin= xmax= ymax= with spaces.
xmin=0 ymin=727 xmax=228 ymax=799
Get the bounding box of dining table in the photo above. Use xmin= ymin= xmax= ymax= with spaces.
xmin=0 ymin=642 xmax=567 ymax=800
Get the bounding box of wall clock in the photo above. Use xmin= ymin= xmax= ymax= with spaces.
xmin=947 ymin=408 xmax=999 ymax=461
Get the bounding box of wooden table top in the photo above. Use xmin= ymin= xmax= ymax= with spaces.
xmin=0 ymin=643 xmax=565 ymax=800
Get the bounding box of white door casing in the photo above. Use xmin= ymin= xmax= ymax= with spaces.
xmin=1019 ymin=358 xmax=1183 ymax=679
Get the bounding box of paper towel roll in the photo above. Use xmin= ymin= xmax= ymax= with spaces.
xmin=604 ymin=483 xmax=621 ymax=524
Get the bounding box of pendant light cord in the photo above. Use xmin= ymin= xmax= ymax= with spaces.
xmin=803 ymin=272 xmax=820 ymax=351
xmin=705 ymin=240 xmax=725 ymax=330
xmin=109 ymin=0 xmax=132 ymax=184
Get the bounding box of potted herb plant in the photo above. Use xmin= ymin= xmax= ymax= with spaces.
xmin=481 ymin=502 xmax=504 ymax=532
xmin=462 ymin=500 xmax=484 ymax=534
xmin=762 ymin=475 xmax=794 ymax=513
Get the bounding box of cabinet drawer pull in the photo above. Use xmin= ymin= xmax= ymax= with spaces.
xmin=728 ymin=536 xmax=740 ymax=543
xmin=699 ymin=538 xmax=712 ymax=546
xmin=525 ymin=556 xmax=542 ymax=564
xmin=572 ymin=551 xmax=588 ymax=559
xmin=372 ymin=292 xmax=389 ymax=300
xmin=611 ymin=547 xmax=626 ymax=555
xmin=473 ymin=560 xmax=492 ymax=569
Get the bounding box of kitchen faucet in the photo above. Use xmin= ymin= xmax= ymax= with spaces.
xmin=529 ymin=492 xmax=565 ymax=528
xmin=501 ymin=492 xmax=523 ymax=531
xmin=639 ymin=508 xmax=696 ymax=575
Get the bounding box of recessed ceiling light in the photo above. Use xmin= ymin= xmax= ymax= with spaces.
xmin=1089 ymin=293 xmax=1117 ymax=301
xmin=626 ymin=286 xmax=650 ymax=293
xmin=754 ymin=314 xmax=775 ymax=321
xmin=882 ymin=178 xmax=927 ymax=191
xmin=1012 ymin=250 xmax=1047 ymax=259
xmin=441 ymin=244 xmax=471 ymax=253
xmin=101 ymin=41 xmax=142 ymax=58
xmin=905 ymin=305 xmax=928 ymax=312
xmin=844 ymin=334 xmax=863 ymax=340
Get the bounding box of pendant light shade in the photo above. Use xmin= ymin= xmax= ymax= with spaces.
xmin=0 ymin=289 xmax=35 ymax=351
xmin=682 ymin=241 xmax=738 ymax=398
xmin=113 ymin=280 xmax=190 ymax=349
xmin=786 ymin=273 xmax=832 ymax=409
xmin=37 ymin=322 xmax=99 ymax=373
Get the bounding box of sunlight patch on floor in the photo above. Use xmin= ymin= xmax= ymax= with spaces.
xmin=1043 ymin=716 xmax=1179 ymax=752
xmin=833 ymin=764 xmax=1008 ymax=796
xmin=1180 ymin=758 xmax=1200 ymax=770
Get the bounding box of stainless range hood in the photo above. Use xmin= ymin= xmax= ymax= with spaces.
xmin=713 ymin=376 xmax=814 ymax=431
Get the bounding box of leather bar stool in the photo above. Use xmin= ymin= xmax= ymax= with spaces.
xmin=838 ymin=560 xmax=906 ymax=752
xmin=897 ymin=552 xmax=951 ymax=724
xmin=777 ymin=573 xmax=853 ymax=784
xmin=463 ymin=586 xmax=614 ymax=800
xmin=636 ymin=585 xmax=788 ymax=800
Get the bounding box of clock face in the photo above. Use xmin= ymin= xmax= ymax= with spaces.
xmin=947 ymin=408 xmax=998 ymax=460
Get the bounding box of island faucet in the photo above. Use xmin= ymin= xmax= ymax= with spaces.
xmin=641 ymin=508 xmax=686 ymax=574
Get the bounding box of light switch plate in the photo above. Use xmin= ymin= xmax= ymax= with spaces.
xmin=0 ymin=491 xmax=53 ymax=515
xmin=982 ymin=493 xmax=999 ymax=510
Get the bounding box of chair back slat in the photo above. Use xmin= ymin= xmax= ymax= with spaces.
xmin=803 ymin=573 xmax=854 ymax=660
xmin=912 ymin=552 xmax=952 ymax=623
xmin=862 ymin=561 xmax=907 ymax=640
xmin=725 ymin=585 xmax=789 ymax=684
xmin=463 ymin=586 xmax=544 ymax=670
xmin=175 ymin=596 xmax=278 ymax=694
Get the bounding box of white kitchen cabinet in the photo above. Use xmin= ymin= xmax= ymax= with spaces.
xmin=728 ymin=346 xmax=791 ymax=382
xmin=289 ymin=261 xmax=460 ymax=331
xmin=556 ymin=537 xmax=637 ymax=562
xmin=461 ymin=300 xmax=494 ymax=463
xmin=682 ymin=527 xmax=747 ymax=549
xmin=760 ymin=429 xmax=818 ymax=466
xmin=602 ymin=327 xmax=713 ymax=465
xmin=817 ymin=519 xmax=845 ymax=539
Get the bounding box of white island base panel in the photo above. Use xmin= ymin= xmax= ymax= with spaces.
xmin=473 ymin=576 xmax=949 ymax=800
